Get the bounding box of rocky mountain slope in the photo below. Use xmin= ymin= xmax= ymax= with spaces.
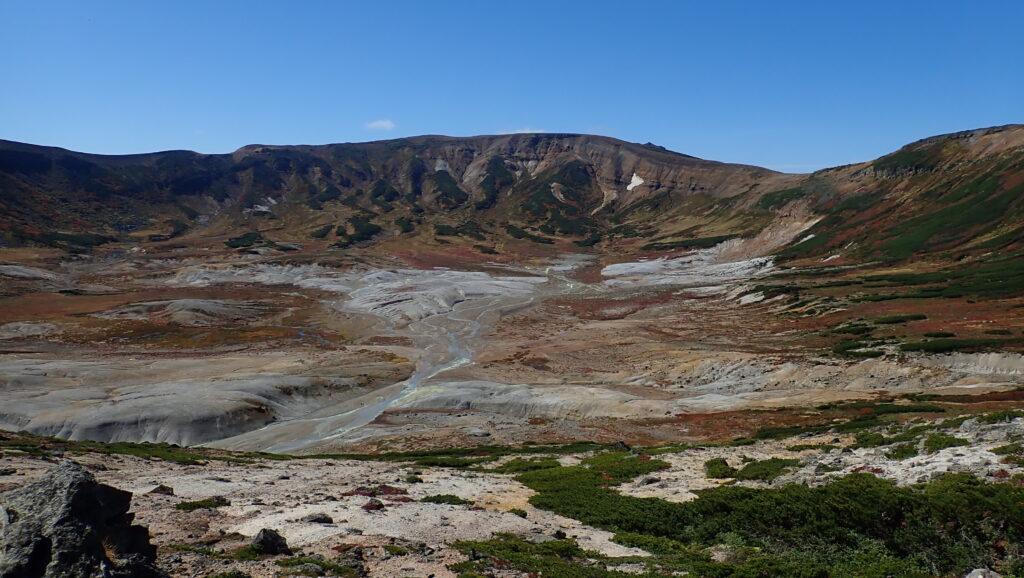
xmin=0 ymin=133 xmax=793 ymax=252
xmin=777 ymin=124 xmax=1024 ymax=264
xmin=3 ymin=126 xmax=1023 ymax=272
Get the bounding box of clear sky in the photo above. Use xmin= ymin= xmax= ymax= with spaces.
xmin=1 ymin=1 xmax=1021 ymax=172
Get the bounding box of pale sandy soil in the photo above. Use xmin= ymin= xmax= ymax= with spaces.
xmin=2 ymin=250 xmax=1023 ymax=455
xmin=0 ymin=451 xmax=643 ymax=577
xmin=2 ymin=415 xmax=1022 ymax=576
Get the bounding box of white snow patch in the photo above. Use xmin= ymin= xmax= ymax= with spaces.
xmin=797 ymin=234 xmax=816 ymax=244
xmin=626 ymin=172 xmax=645 ymax=191
xmin=822 ymin=254 xmax=841 ymax=262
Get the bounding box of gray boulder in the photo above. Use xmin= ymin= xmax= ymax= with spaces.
xmin=300 ymin=513 xmax=333 ymax=524
xmin=0 ymin=460 xmax=166 ymax=577
xmin=251 ymin=528 xmax=291 ymax=555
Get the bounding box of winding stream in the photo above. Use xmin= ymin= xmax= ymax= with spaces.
xmin=206 ymin=260 xmax=588 ymax=452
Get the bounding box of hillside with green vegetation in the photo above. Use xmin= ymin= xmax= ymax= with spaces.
xmin=2 ymin=126 xmax=1021 ymax=271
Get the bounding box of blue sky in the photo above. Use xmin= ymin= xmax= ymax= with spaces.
xmin=1 ymin=1 xmax=1021 ymax=172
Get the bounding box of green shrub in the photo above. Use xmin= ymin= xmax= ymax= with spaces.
xmin=832 ymin=339 xmax=884 ymax=358
xmin=493 ymin=457 xmax=561 ymax=473
xmin=395 ymin=216 xmax=414 ymax=233
xmin=505 ymin=224 xmax=554 ymax=244
xmin=787 ymin=444 xmax=838 ymax=452
xmin=345 ymin=215 xmax=381 ymax=243
xmin=475 ymin=156 xmax=515 ymax=210
xmin=734 ymin=458 xmax=801 ymax=482
xmin=835 ymin=324 xmax=873 ymax=336
xmin=755 ymin=187 xmax=806 ymax=210
xmin=276 ymin=556 xmax=353 ymax=575
xmin=409 ymin=456 xmax=491 ymax=468
xmin=229 ymin=545 xmax=260 ymax=560
xmin=513 ymin=451 xmax=1024 ymax=576
xmin=420 ymin=494 xmax=473 ymax=505
xmin=434 ymin=221 xmax=486 ymax=240
xmin=509 ymin=508 xmax=528 ymax=518
xmin=871 ymin=147 xmax=936 ymax=174
xmin=977 ymin=410 xmax=1024 ymax=424
xmin=431 ymin=170 xmax=468 ymax=209
xmin=309 ymin=224 xmax=334 ymax=239
xmin=450 ymin=535 xmax=619 ymax=577
xmin=37 ymin=231 xmax=115 ymax=249
xmin=923 ymin=433 xmax=969 ymax=453
xmin=900 ymin=338 xmax=1018 ymax=353
xmin=175 ymin=496 xmax=230 ymax=511
xmin=224 ymin=232 xmax=263 ymax=248
xmin=875 ymin=314 xmax=928 ymax=324
xmin=885 ymin=443 xmax=919 ymax=460
xmin=704 ymin=458 xmax=738 ymax=479
xmin=992 ymin=443 xmax=1022 ymax=456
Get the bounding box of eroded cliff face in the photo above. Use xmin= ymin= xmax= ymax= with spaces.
xmin=293 ymin=133 xmax=786 ymax=208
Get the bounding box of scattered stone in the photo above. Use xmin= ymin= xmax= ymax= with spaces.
xmin=362 ymin=498 xmax=386 ymax=511
xmin=294 ymin=563 xmax=325 ymax=575
xmin=301 ymin=512 xmax=334 ymax=524
xmin=251 ymin=528 xmax=291 ymax=555
xmin=964 ymin=570 xmax=1002 ymax=578
xmin=147 ymin=484 xmax=175 ymax=495
xmin=462 ymin=427 xmax=491 ymax=438
xmin=0 ymin=460 xmax=166 ymax=577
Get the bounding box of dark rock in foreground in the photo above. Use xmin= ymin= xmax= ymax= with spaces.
xmin=251 ymin=528 xmax=291 ymax=555
xmin=0 ymin=460 xmax=166 ymax=578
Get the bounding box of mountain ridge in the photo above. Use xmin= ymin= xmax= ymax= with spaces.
xmin=0 ymin=125 xmax=1022 ymax=267
xmin=0 ymin=132 xmax=792 ymax=251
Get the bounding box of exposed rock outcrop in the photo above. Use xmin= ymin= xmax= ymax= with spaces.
xmin=251 ymin=528 xmax=291 ymax=555
xmin=0 ymin=461 xmax=165 ymax=578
